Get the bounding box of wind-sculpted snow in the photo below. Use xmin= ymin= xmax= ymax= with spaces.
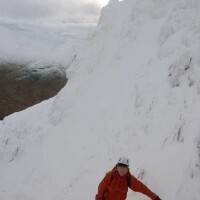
xmin=0 ymin=0 xmax=200 ymax=200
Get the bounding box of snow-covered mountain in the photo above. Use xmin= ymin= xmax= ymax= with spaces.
xmin=0 ymin=0 xmax=200 ymax=200
xmin=0 ymin=18 xmax=95 ymax=66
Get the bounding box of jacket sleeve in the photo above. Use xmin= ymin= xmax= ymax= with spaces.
xmin=129 ymin=175 xmax=157 ymax=200
xmin=95 ymin=172 xmax=112 ymax=200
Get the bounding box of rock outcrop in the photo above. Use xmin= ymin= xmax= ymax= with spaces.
xmin=0 ymin=63 xmax=67 ymax=120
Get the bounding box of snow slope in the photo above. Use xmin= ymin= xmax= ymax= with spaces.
xmin=1 ymin=0 xmax=200 ymax=200
xmin=0 ymin=19 xmax=95 ymax=67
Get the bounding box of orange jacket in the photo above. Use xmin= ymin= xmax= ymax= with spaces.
xmin=96 ymin=167 xmax=157 ymax=200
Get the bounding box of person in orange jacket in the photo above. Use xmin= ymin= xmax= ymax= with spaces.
xmin=96 ymin=157 xmax=162 ymax=200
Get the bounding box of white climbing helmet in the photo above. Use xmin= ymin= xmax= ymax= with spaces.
xmin=117 ymin=157 xmax=129 ymax=166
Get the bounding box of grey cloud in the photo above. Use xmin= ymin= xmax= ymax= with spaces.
xmin=0 ymin=0 xmax=101 ymax=20
xmin=0 ymin=0 xmax=53 ymax=19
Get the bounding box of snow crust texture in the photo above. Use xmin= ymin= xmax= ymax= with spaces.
xmin=0 ymin=0 xmax=200 ymax=200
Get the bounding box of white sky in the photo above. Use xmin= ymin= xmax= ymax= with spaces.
xmin=0 ymin=0 xmax=109 ymax=22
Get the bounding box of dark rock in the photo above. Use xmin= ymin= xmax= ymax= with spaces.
xmin=0 ymin=63 xmax=67 ymax=120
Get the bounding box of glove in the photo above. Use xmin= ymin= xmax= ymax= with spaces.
xmin=155 ymin=196 xmax=162 ymax=200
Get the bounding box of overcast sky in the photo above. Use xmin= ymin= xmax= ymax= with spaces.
xmin=0 ymin=0 xmax=105 ymax=23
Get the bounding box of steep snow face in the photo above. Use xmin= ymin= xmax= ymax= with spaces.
xmin=0 ymin=0 xmax=200 ymax=200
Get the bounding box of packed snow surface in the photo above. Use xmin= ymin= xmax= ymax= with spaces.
xmin=0 ymin=0 xmax=200 ymax=200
